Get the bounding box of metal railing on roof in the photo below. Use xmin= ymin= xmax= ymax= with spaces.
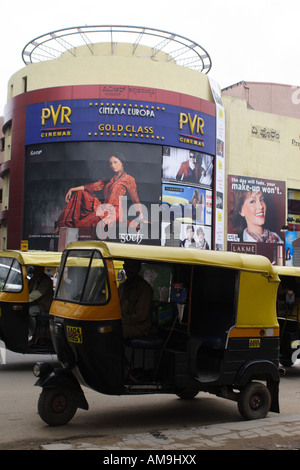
xmin=22 ymin=25 xmax=212 ymax=74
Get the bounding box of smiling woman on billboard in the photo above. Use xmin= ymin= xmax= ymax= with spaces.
xmin=229 ymin=182 xmax=284 ymax=244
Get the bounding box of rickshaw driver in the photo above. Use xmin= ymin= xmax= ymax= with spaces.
xmin=118 ymin=259 xmax=153 ymax=338
xmin=28 ymin=266 xmax=54 ymax=341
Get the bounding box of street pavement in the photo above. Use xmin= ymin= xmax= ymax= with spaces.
xmin=40 ymin=413 xmax=300 ymax=450
xmin=2 ymin=349 xmax=300 ymax=451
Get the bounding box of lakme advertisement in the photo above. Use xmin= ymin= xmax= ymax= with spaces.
xmin=227 ymin=175 xmax=286 ymax=264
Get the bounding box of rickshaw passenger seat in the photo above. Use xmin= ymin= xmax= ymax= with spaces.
xmin=197 ymin=334 xmax=226 ymax=350
xmin=129 ymin=335 xmax=164 ymax=350
xmin=128 ymin=335 xmax=164 ymax=371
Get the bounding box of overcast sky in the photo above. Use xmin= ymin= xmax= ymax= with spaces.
xmin=1 ymin=0 xmax=299 ymax=116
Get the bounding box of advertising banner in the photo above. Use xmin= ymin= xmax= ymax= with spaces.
xmin=23 ymin=88 xmax=217 ymax=250
xmin=160 ymin=183 xmax=212 ymax=249
xmin=25 ymin=98 xmax=216 ymax=155
xmin=162 ymin=146 xmax=213 ymax=188
xmin=23 ymin=142 xmax=162 ymax=249
xmin=227 ymin=174 xmax=286 ymax=264
xmin=285 ymin=231 xmax=298 ymax=266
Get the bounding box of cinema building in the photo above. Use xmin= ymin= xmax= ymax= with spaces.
xmin=1 ymin=26 xmax=300 ymax=265
xmin=1 ymin=26 xmax=224 ymax=253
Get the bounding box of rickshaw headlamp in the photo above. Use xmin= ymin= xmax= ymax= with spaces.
xmin=33 ymin=362 xmax=53 ymax=378
xmin=97 ymin=326 xmax=112 ymax=334
xmin=33 ymin=363 xmax=42 ymax=377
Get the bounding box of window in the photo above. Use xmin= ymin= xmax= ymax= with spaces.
xmin=22 ymin=76 xmax=27 ymax=92
xmin=288 ymin=189 xmax=300 ymax=224
xmin=56 ymin=249 xmax=109 ymax=304
xmin=0 ymin=257 xmax=23 ymax=292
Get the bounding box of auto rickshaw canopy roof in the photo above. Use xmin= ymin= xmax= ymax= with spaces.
xmin=0 ymin=250 xmax=62 ymax=267
xmin=66 ymin=241 xmax=279 ymax=280
xmin=275 ymin=265 xmax=300 ymax=277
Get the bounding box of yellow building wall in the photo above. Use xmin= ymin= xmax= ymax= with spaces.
xmin=7 ymin=43 xmax=213 ymax=103
xmin=223 ymin=95 xmax=300 ymax=189
xmin=223 ymin=95 xmax=300 ymax=239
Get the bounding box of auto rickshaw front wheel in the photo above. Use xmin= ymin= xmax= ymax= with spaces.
xmin=237 ymin=382 xmax=271 ymax=420
xmin=38 ymin=387 xmax=78 ymax=426
xmin=176 ymin=387 xmax=200 ymax=399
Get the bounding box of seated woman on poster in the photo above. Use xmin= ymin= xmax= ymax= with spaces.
xmin=54 ymin=152 xmax=144 ymax=235
xmin=229 ymin=188 xmax=283 ymax=243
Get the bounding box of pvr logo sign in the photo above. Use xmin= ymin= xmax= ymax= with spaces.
xmin=178 ymin=112 xmax=205 ymax=147
xmin=41 ymin=104 xmax=72 ymax=139
xmin=41 ymin=104 xmax=72 ymax=126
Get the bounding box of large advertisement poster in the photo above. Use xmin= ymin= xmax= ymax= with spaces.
xmin=160 ymin=146 xmax=213 ymax=249
xmin=162 ymin=147 xmax=213 ymax=187
xmin=285 ymin=231 xmax=297 ymax=265
xmin=227 ymin=174 xmax=286 ymax=264
xmin=23 ymin=90 xmax=217 ymax=250
xmin=24 ymin=142 xmax=162 ymax=249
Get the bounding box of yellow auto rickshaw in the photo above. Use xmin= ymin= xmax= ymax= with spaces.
xmin=34 ymin=242 xmax=280 ymax=425
xmin=275 ymin=265 xmax=300 ymax=367
xmin=0 ymin=250 xmax=61 ymax=357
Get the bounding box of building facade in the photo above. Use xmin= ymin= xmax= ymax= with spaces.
xmin=1 ymin=27 xmax=225 ymax=253
xmin=2 ymin=28 xmax=300 ymax=265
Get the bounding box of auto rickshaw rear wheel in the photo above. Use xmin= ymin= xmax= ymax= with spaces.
xmin=237 ymin=382 xmax=271 ymax=420
xmin=38 ymin=387 xmax=78 ymax=426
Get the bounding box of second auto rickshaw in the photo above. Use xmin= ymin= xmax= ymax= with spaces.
xmin=34 ymin=241 xmax=280 ymax=425
xmin=0 ymin=250 xmax=61 ymax=357
xmin=276 ymin=265 xmax=300 ymax=367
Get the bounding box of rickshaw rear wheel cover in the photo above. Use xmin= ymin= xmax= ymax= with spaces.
xmin=38 ymin=387 xmax=78 ymax=426
xmin=238 ymin=382 xmax=271 ymax=420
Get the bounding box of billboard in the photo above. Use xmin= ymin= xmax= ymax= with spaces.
xmin=23 ymin=90 xmax=217 ymax=249
xmin=227 ymin=174 xmax=286 ymax=264
xmin=24 ymin=142 xmax=162 ymax=249
xmin=25 ymin=97 xmax=216 ymax=154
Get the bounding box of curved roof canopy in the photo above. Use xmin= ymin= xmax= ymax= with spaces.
xmin=22 ymin=25 xmax=212 ymax=74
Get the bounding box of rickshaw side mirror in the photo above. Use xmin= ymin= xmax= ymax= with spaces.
xmin=116 ymin=269 xmax=126 ymax=284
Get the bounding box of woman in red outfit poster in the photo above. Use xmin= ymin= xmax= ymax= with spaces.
xmin=55 ymin=152 xmax=145 ymax=239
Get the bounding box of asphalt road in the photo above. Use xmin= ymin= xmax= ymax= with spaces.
xmin=1 ymin=349 xmax=300 ymax=450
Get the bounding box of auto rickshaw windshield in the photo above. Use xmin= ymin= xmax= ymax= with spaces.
xmin=55 ymin=249 xmax=109 ymax=305
xmin=0 ymin=257 xmax=23 ymax=292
